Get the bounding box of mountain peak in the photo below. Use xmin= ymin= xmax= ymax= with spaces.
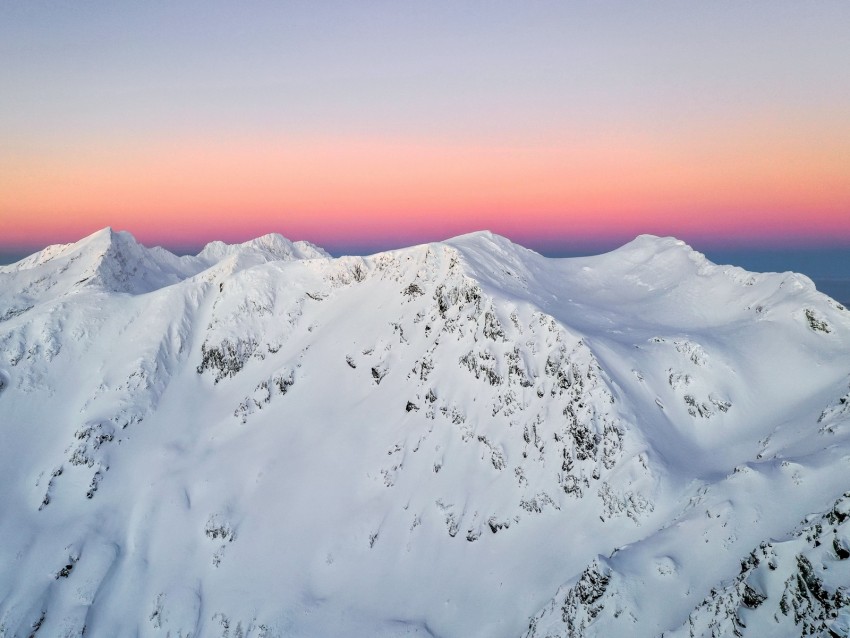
xmin=1 ymin=227 xmax=195 ymax=299
xmin=242 ymin=233 xmax=330 ymax=260
xmin=445 ymin=229 xmax=542 ymax=264
xmin=445 ymin=229 xmax=519 ymax=249
xmin=86 ymin=225 xmax=115 ymax=240
xmin=597 ymin=233 xmax=714 ymax=276
xmin=197 ymin=233 xmax=330 ymax=265
xmin=5 ymin=227 xmax=126 ymax=272
xmin=447 ymin=229 xmax=499 ymax=242
xmin=78 ymin=226 xmax=144 ymax=252
xmin=613 ymin=233 xmax=700 ymax=257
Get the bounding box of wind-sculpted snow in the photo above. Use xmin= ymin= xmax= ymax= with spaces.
xmin=1 ymin=229 xmax=850 ymax=637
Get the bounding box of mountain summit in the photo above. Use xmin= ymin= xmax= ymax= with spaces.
xmin=1 ymin=230 xmax=849 ymax=637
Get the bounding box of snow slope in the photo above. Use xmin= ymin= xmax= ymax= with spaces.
xmin=0 ymin=229 xmax=848 ymax=637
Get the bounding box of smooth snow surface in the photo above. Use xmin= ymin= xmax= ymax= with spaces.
xmin=1 ymin=228 xmax=849 ymax=637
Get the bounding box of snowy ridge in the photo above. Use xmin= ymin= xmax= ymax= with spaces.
xmin=0 ymin=229 xmax=849 ymax=637
xmin=195 ymin=233 xmax=330 ymax=265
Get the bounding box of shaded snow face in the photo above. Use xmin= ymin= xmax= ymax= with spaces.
xmin=1 ymin=228 xmax=850 ymax=637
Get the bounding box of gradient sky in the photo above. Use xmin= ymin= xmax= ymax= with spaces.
xmin=1 ymin=1 xmax=849 ymax=257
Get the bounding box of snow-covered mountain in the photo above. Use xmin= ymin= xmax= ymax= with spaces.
xmin=1 ymin=228 xmax=849 ymax=638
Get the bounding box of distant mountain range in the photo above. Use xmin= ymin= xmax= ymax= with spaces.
xmin=1 ymin=228 xmax=848 ymax=637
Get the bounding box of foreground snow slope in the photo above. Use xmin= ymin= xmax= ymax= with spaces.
xmin=0 ymin=228 xmax=848 ymax=637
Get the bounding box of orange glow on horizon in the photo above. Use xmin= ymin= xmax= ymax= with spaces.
xmin=2 ymin=122 xmax=849 ymax=250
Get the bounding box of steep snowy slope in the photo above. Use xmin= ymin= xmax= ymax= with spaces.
xmin=0 ymin=229 xmax=848 ymax=637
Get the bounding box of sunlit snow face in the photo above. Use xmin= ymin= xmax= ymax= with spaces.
xmin=1 ymin=225 xmax=849 ymax=637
